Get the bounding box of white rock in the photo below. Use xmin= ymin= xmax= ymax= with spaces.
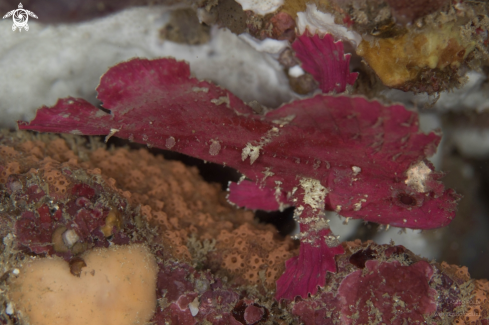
xmin=188 ymin=297 xmax=200 ymax=317
xmin=5 ymin=303 xmax=13 ymax=315
xmin=288 ymin=65 xmax=305 ymax=78
xmin=235 ymin=0 xmax=283 ymax=16
xmin=62 ymin=229 xmax=79 ymax=247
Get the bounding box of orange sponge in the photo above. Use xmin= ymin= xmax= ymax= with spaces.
xmin=9 ymin=244 xmax=158 ymax=325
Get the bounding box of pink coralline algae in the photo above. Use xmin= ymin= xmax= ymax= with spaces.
xmin=292 ymin=33 xmax=358 ymax=94
xmin=7 ymin=170 xmax=119 ymax=257
xmin=338 ymin=260 xmax=437 ymax=324
xmin=288 ymin=241 xmax=469 ymax=325
xmin=18 ymin=56 xmax=459 ymax=301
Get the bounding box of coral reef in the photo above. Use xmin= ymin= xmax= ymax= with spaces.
xmin=0 ymin=132 xmax=487 ymax=324
xmin=289 ymin=240 xmax=485 ymax=325
xmin=0 ymin=132 xmax=294 ymax=323
xmin=330 ymin=0 xmax=488 ymax=93
xmin=3 ymin=0 xmax=489 ymax=323
xmin=231 ymin=0 xmax=489 ymax=94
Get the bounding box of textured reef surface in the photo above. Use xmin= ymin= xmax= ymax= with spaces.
xmin=2 ymin=0 xmax=489 ymax=324
xmin=0 ymin=132 xmax=487 ymax=324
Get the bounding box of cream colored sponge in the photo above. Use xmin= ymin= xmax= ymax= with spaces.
xmin=9 ymin=244 xmax=158 ymax=325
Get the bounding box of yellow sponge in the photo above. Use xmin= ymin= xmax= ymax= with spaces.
xmin=8 ymin=244 xmax=158 ymax=325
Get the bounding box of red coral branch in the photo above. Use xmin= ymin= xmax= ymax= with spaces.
xmin=292 ymin=33 xmax=358 ymax=93
xmin=18 ymin=58 xmax=459 ymax=301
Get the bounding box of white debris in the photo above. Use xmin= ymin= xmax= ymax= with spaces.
xmin=294 ymin=205 xmax=305 ymax=220
xmin=209 ymin=139 xmax=221 ymax=156
xmin=12 ymin=268 xmax=20 ymax=275
xmin=165 ymin=136 xmax=176 ymax=149
xmin=5 ymin=303 xmax=13 ymax=315
xmin=325 ymin=234 xmax=341 ymax=247
xmin=242 ymin=143 xmax=262 ymax=164
xmin=238 ymin=174 xmax=246 ymax=183
xmin=239 ymin=33 xmax=289 ymax=55
xmin=313 ymin=159 xmax=321 ymax=169
xmin=192 ymin=87 xmax=209 ymax=93
xmin=300 ymin=177 xmax=328 ymax=210
xmin=262 ymin=167 xmax=275 ymax=182
xmin=104 ymin=128 xmax=120 ymax=143
xmin=211 ymin=95 xmax=230 ymax=107
xmin=353 ymin=202 xmax=361 ymax=211
xmin=353 ymin=198 xmax=366 ymax=211
xmin=271 ymin=114 xmax=296 ymax=127
xmin=62 ymin=229 xmax=79 ymax=248
xmin=9 ymin=181 xmax=22 ymax=192
xmin=292 ymin=205 xmax=351 ymax=238
xmin=405 ymin=161 xmax=432 ymax=193
xmin=274 ymin=180 xmax=288 ymax=211
xmin=235 ymin=0 xmax=283 ymax=16
xmin=188 ymin=297 xmax=200 ymax=317
xmin=70 ymin=130 xmax=83 ymax=135
xmin=351 ymin=166 xmax=361 ymax=176
xmin=288 ymin=65 xmax=305 ymax=78
xmin=296 ymin=4 xmax=362 ymax=47
xmin=241 ymin=127 xmax=280 ymax=164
